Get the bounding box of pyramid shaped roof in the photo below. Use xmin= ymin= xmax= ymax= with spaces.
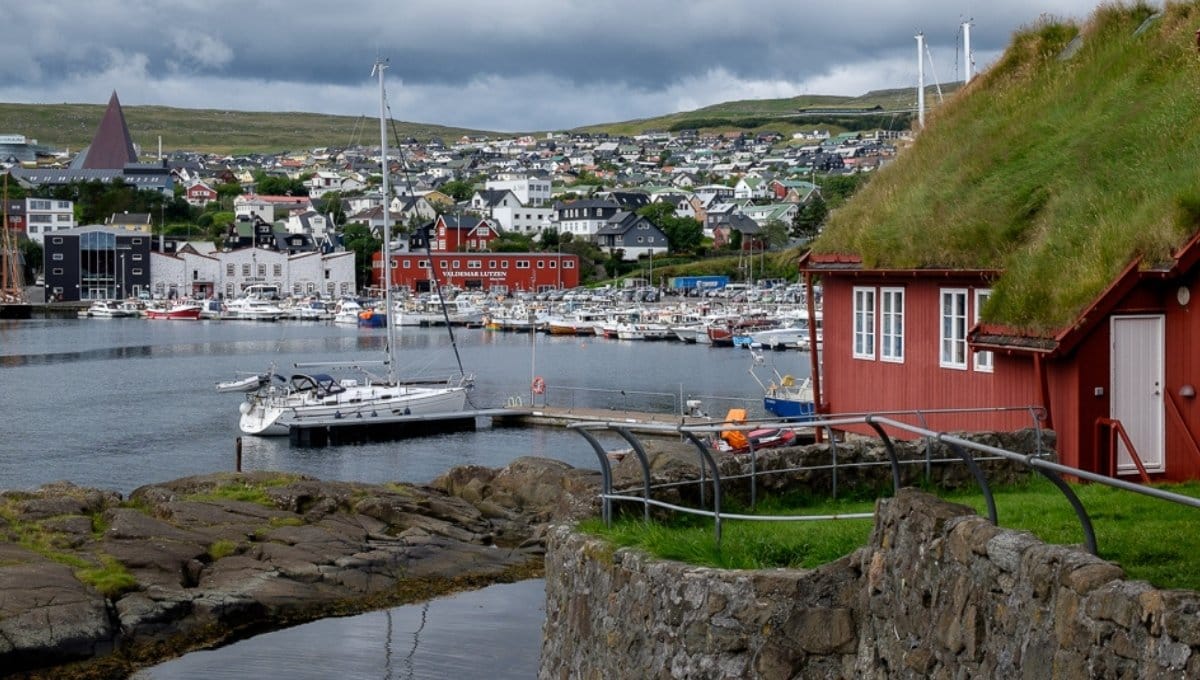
xmin=77 ymin=92 xmax=138 ymax=170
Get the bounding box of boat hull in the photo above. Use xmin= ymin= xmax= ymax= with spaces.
xmin=763 ymin=396 xmax=815 ymax=421
xmin=239 ymin=384 xmax=469 ymax=436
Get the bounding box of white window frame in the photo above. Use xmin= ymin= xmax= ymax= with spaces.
xmin=880 ymin=287 xmax=905 ymax=363
xmin=974 ymin=289 xmax=994 ymax=373
xmin=852 ymin=286 xmax=876 ymax=360
xmin=940 ymin=288 xmax=969 ymax=370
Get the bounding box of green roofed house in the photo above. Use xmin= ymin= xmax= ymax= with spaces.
xmin=801 ymin=4 xmax=1200 ymax=482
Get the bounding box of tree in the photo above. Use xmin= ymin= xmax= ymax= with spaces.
xmin=487 ymin=231 xmax=534 ymax=253
xmin=538 ymin=228 xmax=562 ymax=251
xmin=318 ymin=191 xmax=347 ymax=226
xmin=18 ymin=237 xmax=41 ymax=284
xmin=342 ymin=223 xmax=381 ymax=291
xmin=792 ymin=194 xmax=827 ymax=242
xmin=636 ymin=202 xmax=702 ymax=254
xmin=439 ymin=179 xmax=475 ymax=202
xmin=761 ymin=219 xmax=791 ymax=250
xmin=820 ymin=174 xmax=869 ymax=210
xmin=254 ymin=172 xmax=307 ymax=197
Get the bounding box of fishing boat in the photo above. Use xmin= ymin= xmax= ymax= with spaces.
xmin=749 ymin=351 xmax=815 ymax=420
xmin=232 ymin=60 xmax=472 ymax=437
xmin=144 ymin=301 xmax=203 ymax=320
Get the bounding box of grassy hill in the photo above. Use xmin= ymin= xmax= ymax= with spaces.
xmin=0 ymin=103 xmax=491 ymax=156
xmin=577 ymin=87 xmax=952 ymax=138
xmin=812 ymin=2 xmax=1200 ymax=331
xmin=1 ymin=85 xmax=948 ymax=156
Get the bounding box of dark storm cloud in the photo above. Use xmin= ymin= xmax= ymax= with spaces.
xmin=0 ymin=1 xmax=1111 ymax=131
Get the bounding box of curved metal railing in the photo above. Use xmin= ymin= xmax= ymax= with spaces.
xmin=569 ymin=411 xmax=1200 ymax=556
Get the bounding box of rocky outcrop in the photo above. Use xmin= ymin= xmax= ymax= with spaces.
xmin=0 ymin=461 xmax=595 ymax=679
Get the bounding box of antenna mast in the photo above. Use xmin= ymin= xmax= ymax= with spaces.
xmin=916 ymin=32 xmax=925 ymax=129
xmin=963 ymin=20 xmax=974 ymax=83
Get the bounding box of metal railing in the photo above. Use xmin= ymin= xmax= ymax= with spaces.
xmin=536 ymin=384 xmax=680 ymax=415
xmin=569 ymin=412 xmax=1200 ymax=556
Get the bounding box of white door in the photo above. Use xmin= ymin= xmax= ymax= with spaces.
xmin=1110 ymin=315 xmax=1165 ymax=473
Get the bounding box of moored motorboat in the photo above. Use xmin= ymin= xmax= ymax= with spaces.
xmin=82 ymin=300 xmax=137 ymax=318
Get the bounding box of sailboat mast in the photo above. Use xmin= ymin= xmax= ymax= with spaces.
xmin=375 ymin=59 xmax=397 ymax=385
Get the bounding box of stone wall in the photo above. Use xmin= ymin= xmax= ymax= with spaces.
xmin=541 ymin=490 xmax=1200 ymax=678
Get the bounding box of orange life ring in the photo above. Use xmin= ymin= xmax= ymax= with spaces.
xmin=531 ymin=376 xmax=546 ymax=395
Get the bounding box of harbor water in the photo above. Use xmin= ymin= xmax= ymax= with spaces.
xmin=0 ymin=315 xmax=812 ymax=677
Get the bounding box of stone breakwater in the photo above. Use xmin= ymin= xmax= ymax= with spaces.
xmin=0 ymin=457 xmax=600 ymax=680
xmin=541 ymin=489 xmax=1200 ymax=679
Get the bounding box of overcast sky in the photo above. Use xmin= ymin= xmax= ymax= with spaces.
xmin=2 ymin=1 xmax=1111 ymax=133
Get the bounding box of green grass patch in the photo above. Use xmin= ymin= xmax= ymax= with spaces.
xmin=186 ymin=475 xmax=301 ymax=508
xmin=208 ymin=539 xmax=238 ymax=560
xmin=584 ymin=477 xmax=1200 ymax=590
xmin=943 ymin=479 xmax=1200 ymax=591
xmin=189 ymin=482 xmax=273 ymax=507
xmin=76 ymin=556 xmax=139 ymax=598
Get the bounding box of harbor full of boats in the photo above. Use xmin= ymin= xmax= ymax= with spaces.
xmin=79 ymin=284 xmax=823 ymax=351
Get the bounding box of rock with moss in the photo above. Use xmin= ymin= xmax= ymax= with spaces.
xmin=0 ymin=462 xmax=574 ymax=678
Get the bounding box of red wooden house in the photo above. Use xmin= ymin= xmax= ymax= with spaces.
xmin=802 ymin=232 xmax=1200 ymax=483
xmin=797 ymin=7 xmax=1200 ymax=483
xmin=185 ymin=182 xmax=218 ymax=207
xmin=434 ymin=214 xmax=497 ymax=252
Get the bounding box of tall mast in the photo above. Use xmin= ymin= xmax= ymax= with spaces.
xmin=962 ymin=21 xmax=974 ymax=84
xmin=916 ymin=32 xmax=926 ymax=129
xmin=1 ymin=175 xmax=25 ymax=303
xmin=374 ymin=58 xmax=397 ymax=385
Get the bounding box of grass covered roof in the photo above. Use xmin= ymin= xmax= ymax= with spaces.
xmin=812 ymin=2 xmax=1200 ymax=332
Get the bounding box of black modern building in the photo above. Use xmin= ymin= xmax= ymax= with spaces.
xmin=43 ymin=226 xmax=153 ymax=301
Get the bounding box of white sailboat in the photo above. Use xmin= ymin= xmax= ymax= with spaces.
xmin=234 ymin=60 xmax=472 ymax=436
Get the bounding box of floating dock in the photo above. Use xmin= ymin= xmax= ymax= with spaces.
xmin=287 ymin=408 xmax=527 ymax=447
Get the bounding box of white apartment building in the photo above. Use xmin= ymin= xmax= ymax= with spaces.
xmin=23 ymin=198 xmax=76 ymax=244
xmin=486 ymin=175 xmax=552 ymax=207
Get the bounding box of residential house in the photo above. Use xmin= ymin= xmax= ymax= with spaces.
xmin=285 ymin=210 xmax=331 ymax=241
xmin=770 ymin=179 xmax=819 ymax=204
xmin=234 ymin=194 xmax=313 ymax=223
xmin=185 ymin=181 xmax=219 ymax=207
xmin=593 ymin=211 xmax=669 ymax=261
xmin=555 ymin=198 xmax=621 ymax=239
xmin=306 ymin=171 xmax=365 ymax=200
xmin=711 ymin=213 xmax=762 ymax=250
xmin=733 ymin=176 xmax=769 ymax=200
xmin=432 ymin=214 xmax=498 ymax=252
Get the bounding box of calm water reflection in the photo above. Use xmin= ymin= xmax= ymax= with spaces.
xmin=132 ymin=579 xmax=546 ymax=680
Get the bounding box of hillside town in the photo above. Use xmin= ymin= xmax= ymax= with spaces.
xmin=1 ymin=92 xmax=901 ymax=303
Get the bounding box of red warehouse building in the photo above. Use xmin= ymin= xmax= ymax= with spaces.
xmin=374 ymin=251 xmax=580 ymax=294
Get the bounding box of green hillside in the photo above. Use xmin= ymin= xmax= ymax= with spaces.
xmin=813 ymin=2 xmax=1200 ymax=332
xmin=577 ymin=88 xmax=947 ymax=137
xmin=0 ymin=103 xmax=490 ymax=155
xmin=1 ymin=84 xmax=946 ymax=157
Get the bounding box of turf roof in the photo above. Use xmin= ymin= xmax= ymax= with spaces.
xmin=812 ymin=2 xmax=1200 ymax=332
